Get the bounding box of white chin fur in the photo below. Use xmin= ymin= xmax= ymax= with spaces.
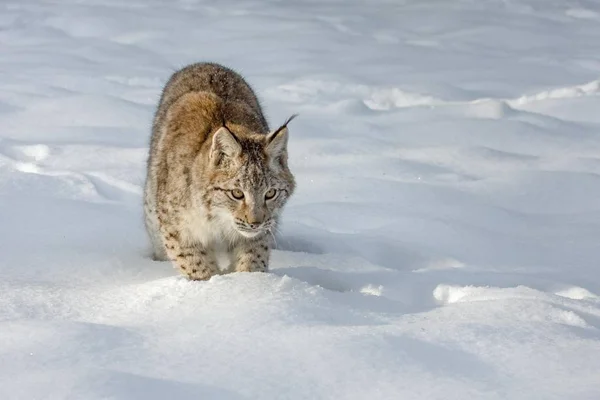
xmin=237 ymin=229 xmax=263 ymax=239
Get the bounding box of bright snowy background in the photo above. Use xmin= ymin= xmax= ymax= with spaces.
xmin=1 ymin=0 xmax=600 ymax=399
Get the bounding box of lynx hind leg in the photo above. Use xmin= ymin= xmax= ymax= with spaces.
xmin=149 ymin=219 xmax=168 ymax=261
xmin=144 ymin=205 xmax=169 ymax=261
xmin=151 ymin=242 xmax=169 ymax=262
xmin=159 ymin=226 xmax=220 ymax=280
xmin=234 ymin=236 xmax=271 ymax=273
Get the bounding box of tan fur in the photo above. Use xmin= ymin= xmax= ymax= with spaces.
xmin=144 ymin=63 xmax=295 ymax=280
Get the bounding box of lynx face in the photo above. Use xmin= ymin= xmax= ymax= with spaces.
xmin=205 ymin=125 xmax=295 ymax=240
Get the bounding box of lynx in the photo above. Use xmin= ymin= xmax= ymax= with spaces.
xmin=143 ymin=63 xmax=296 ymax=280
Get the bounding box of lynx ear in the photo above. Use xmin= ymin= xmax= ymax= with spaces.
xmin=211 ymin=127 xmax=241 ymax=162
xmin=266 ymin=114 xmax=296 ymax=157
xmin=266 ymin=126 xmax=288 ymax=157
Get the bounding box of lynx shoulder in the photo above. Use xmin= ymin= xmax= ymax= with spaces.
xmin=143 ymin=63 xmax=296 ymax=280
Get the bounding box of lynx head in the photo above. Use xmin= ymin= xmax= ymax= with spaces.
xmin=205 ymin=117 xmax=296 ymax=240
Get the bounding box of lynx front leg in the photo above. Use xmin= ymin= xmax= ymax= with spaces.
xmin=233 ymin=236 xmax=271 ymax=273
xmin=160 ymin=227 xmax=220 ymax=280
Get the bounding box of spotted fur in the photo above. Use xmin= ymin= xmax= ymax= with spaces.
xmin=144 ymin=63 xmax=296 ymax=280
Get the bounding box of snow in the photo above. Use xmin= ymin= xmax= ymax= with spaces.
xmin=1 ymin=0 xmax=600 ymax=398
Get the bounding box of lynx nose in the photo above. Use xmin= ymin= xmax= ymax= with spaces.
xmin=247 ymin=221 xmax=262 ymax=229
xmin=245 ymin=210 xmax=265 ymax=229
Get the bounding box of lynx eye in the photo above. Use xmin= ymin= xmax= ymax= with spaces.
xmin=231 ymin=189 xmax=244 ymax=200
xmin=265 ymin=188 xmax=277 ymax=200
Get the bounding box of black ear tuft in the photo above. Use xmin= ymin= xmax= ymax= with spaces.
xmin=273 ymin=114 xmax=298 ymax=137
xmin=266 ymin=115 xmax=297 ymax=160
xmin=283 ymin=113 xmax=299 ymax=127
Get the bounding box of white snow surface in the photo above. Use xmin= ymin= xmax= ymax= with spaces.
xmin=1 ymin=0 xmax=600 ymax=399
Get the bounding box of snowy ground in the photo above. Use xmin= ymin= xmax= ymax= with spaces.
xmin=1 ymin=0 xmax=600 ymax=398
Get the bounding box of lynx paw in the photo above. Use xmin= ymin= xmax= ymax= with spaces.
xmin=182 ymin=266 xmax=220 ymax=281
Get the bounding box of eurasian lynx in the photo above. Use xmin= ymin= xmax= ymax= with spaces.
xmin=144 ymin=63 xmax=296 ymax=280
